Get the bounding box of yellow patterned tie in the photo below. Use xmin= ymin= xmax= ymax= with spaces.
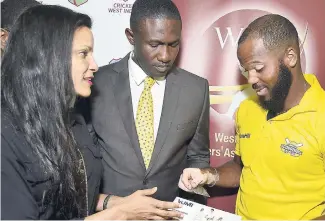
xmin=136 ymin=77 xmax=155 ymax=168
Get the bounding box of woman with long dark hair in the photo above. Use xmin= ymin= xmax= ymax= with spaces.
xmin=1 ymin=4 xmax=101 ymax=219
xmin=1 ymin=4 xmax=182 ymax=220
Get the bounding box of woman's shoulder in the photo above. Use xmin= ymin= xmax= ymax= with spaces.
xmin=1 ymin=109 xmax=22 ymax=148
xmin=1 ymin=108 xmax=17 ymax=138
xmin=1 ymin=108 xmax=35 ymax=162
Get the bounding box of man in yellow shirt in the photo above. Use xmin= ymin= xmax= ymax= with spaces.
xmin=178 ymin=14 xmax=325 ymax=220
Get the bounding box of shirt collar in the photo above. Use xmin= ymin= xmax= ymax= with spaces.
xmin=271 ymin=74 xmax=324 ymax=120
xmin=295 ymin=73 xmax=324 ymax=111
xmin=128 ymin=52 xmax=164 ymax=86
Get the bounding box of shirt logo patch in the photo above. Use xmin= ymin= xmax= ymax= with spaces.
xmin=280 ymin=138 xmax=303 ymax=157
xmin=239 ymin=133 xmax=251 ymax=138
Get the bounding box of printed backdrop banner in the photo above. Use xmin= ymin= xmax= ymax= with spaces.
xmin=41 ymin=0 xmax=325 ymax=213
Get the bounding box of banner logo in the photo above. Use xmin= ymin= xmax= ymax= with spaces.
xmin=108 ymin=0 xmax=133 ymax=14
xmin=68 ymin=0 xmax=88 ymax=7
xmin=214 ymin=27 xmax=245 ymax=49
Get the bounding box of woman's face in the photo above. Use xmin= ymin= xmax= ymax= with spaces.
xmin=71 ymin=27 xmax=98 ymax=97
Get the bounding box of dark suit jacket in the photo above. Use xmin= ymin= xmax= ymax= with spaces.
xmin=89 ymin=54 xmax=210 ymax=201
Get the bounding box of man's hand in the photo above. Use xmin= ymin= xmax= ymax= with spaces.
xmin=108 ymin=187 xmax=183 ymax=220
xmin=179 ymin=168 xmax=217 ymax=192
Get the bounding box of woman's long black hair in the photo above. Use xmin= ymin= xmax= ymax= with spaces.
xmin=1 ymin=5 xmax=92 ymax=219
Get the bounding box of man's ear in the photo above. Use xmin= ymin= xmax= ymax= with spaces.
xmin=125 ymin=28 xmax=135 ymax=45
xmin=1 ymin=28 xmax=9 ymax=51
xmin=284 ymin=47 xmax=298 ymax=68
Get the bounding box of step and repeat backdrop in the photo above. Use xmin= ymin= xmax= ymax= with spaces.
xmin=41 ymin=0 xmax=325 ymax=213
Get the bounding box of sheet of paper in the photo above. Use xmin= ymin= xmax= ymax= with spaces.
xmin=174 ymin=197 xmax=242 ymax=221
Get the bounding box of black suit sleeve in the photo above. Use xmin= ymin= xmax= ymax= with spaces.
xmin=186 ymin=79 xmax=210 ymax=168
xmin=1 ymin=136 xmax=39 ymax=219
xmin=75 ymin=97 xmax=101 ymax=149
xmin=180 ymin=79 xmax=210 ymax=205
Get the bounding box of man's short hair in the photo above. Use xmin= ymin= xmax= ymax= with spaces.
xmin=130 ymin=0 xmax=181 ymax=32
xmin=1 ymin=0 xmax=41 ymax=31
xmin=238 ymin=14 xmax=299 ymax=51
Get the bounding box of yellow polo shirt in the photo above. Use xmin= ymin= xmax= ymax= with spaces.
xmin=235 ymin=74 xmax=325 ymax=220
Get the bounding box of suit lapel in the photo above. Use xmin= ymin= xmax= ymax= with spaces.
xmin=113 ymin=55 xmax=146 ymax=170
xmin=146 ymin=69 xmax=181 ymax=176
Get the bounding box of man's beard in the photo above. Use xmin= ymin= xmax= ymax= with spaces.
xmin=260 ymin=63 xmax=293 ymax=114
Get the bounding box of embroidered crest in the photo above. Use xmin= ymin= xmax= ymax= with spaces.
xmin=280 ymin=138 xmax=303 ymax=157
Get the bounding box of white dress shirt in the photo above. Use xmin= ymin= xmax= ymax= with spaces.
xmin=128 ymin=52 xmax=166 ymax=141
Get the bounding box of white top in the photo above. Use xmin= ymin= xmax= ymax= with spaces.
xmin=128 ymin=52 xmax=166 ymax=141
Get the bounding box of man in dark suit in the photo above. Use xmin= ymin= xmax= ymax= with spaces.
xmin=90 ymin=0 xmax=210 ymax=202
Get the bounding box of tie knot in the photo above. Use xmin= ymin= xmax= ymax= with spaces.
xmin=144 ymin=77 xmax=155 ymax=90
